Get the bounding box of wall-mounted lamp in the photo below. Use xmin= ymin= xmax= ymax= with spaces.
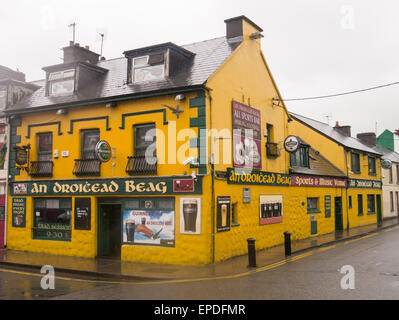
xmin=175 ymin=94 xmax=186 ymax=102
xmin=56 ymin=108 xmax=67 ymax=115
xmin=106 ymin=102 xmax=118 ymax=108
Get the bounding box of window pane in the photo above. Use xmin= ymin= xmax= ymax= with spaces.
xmin=125 ymin=200 xmax=139 ymax=209
xmin=133 ymin=56 xmax=148 ymax=67
xmin=49 ymin=72 xmax=63 ymax=81
xmin=50 ymin=79 xmax=74 ymax=95
xmin=46 ymin=199 xmax=59 ymax=209
xmin=63 ymin=69 xmax=75 ymax=78
xmin=83 ymin=131 xmax=100 ymax=151
xmin=60 ymin=199 xmax=72 ymax=209
xmin=148 ymin=53 xmax=164 ymax=65
xmin=134 ymin=64 xmax=164 ymax=82
xmin=367 ymin=195 xmax=375 ymax=213
xmin=38 ymin=134 xmax=52 ymax=152
xmin=158 ymin=199 xmax=174 ymax=210
xmin=135 ymin=125 xmax=156 ymax=156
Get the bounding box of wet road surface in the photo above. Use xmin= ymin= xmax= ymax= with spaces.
xmin=1 ymin=227 xmax=399 ymax=300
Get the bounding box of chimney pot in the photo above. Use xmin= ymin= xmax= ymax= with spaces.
xmin=85 ymin=45 xmax=90 ymax=50
xmin=69 ymin=41 xmax=74 ymax=47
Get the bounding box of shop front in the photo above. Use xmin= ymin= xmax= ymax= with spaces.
xmin=7 ymin=176 xmax=206 ymax=264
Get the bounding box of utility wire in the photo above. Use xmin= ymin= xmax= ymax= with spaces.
xmin=278 ymin=80 xmax=399 ymax=102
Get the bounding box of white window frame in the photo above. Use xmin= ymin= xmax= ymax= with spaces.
xmin=132 ymin=55 xmax=165 ymax=83
xmin=48 ymin=69 xmax=75 ymax=96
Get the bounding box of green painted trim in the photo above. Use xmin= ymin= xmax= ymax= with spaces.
xmin=190 ymin=116 xmax=206 ymax=128
xmin=68 ymin=116 xmax=111 ymax=134
xmin=26 ymin=121 xmax=62 ymax=138
xmin=119 ymin=109 xmax=168 ymax=129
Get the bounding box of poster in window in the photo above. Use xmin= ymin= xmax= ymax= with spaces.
xmin=179 ymin=198 xmax=201 ymax=235
xmin=217 ymin=196 xmax=231 ymax=232
xmin=74 ymin=198 xmax=91 ymax=230
xmin=12 ymin=197 xmax=26 ymax=227
xmin=122 ymin=210 xmax=174 ymax=247
xmin=232 ymin=101 xmax=262 ymax=170
xmin=325 ymin=195 xmax=331 ymax=218
xmin=260 ymin=195 xmax=283 ymax=225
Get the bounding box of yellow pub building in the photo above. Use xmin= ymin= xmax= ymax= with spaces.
xmin=4 ymin=16 xmax=383 ymax=265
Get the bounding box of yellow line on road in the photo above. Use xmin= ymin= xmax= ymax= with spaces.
xmin=0 ymin=225 xmax=397 ymax=286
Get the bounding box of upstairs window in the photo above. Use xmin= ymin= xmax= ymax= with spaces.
xmin=134 ymin=124 xmax=156 ymax=158
xmin=368 ymin=156 xmax=376 ymax=175
xmin=81 ymin=129 xmax=100 ymax=159
xmin=132 ymin=54 xmax=165 ymax=83
xmin=290 ymin=145 xmax=309 ymax=168
xmin=37 ymin=133 xmax=52 ymax=161
xmin=48 ymin=69 xmax=75 ymax=96
xmin=351 ymin=152 xmax=360 ymax=173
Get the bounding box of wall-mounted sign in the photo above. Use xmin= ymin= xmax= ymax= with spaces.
xmin=122 ymin=209 xmax=175 ymax=247
xmin=10 ymin=176 xmax=203 ymax=196
xmin=74 ymin=198 xmax=91 ymax=230
xmin=348 ymin=179 xmax=382 ymax=189
xmin=12 ymin=197 xmax=26 ymax=228
xmin=381 ymin=159 xmax=392 ymax=169
xmin=232 ymin=101 xmax=262 ymax=170
xmin=217 ymin=196 xmax=231 ymax=232
xmin=180 ymin=198 xmax=201 ymax=235
xmin=291 ymin=175 xmax=347 ymax=188
xmin=243 ymin=188 xmax=251 ymax=203
xmin=227 ymin=168 xmax=291 ymax=186
xmin=284 ymin=136 xmax=299 ymax=153
xmin=260 ymin=195 xmax=283 ymax=225
xmin=325 ymin=195 xmax=331 ymax=218
xmin=173 ymin=179 xmax=194 ymax=193
xmin=95 ymin=140 xmax=112 ymax=162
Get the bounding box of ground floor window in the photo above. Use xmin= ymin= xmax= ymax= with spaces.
xmin=260 ymin=195 xmax=283 ymax=225
xmin=367 ymin=194 xmax=375 ymax=214
xmin=358 ymin=194 xmax=363 ymax=216
xmin=33 ymin=198 xmax=72 ymax=241
xmin=307 ymin=197 xmax=320 ymax=213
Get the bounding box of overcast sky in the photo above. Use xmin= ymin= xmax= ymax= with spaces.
xmin=1 ymin=0 xmax=398 ymax=137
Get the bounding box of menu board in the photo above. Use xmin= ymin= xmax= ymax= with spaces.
xmin=74 ymin=198 xmax=91 ymax=230
xmin=12 ymin=197 xmax=26 ymax=227
xmin=325 ymin=195 xmax=331 ymax=218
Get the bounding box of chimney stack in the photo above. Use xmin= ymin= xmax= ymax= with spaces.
xmin=63 ymin=42 xmax=100 ymax=64
xmin=224 ymin=15 xmax=263 ymax=41
xmin=334 ymin=122 xmax=351 ymax=137
xmin=357 ymin=132 xmax=376 ymax=147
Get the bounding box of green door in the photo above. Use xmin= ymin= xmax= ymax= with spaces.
xmin=98 ymin=205 xmax=111 ymax=256
xmin=376 ymin=195 xmax=382 ymax=224
xmin=335 ymin=197 xmax=343 ymax=231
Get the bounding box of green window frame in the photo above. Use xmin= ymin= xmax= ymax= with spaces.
xmin=358 ymin=194 xmax=363 ymax=216
xmin=290 ymin=145 xmax=309 ymax=168
xmin=81 ymin=129 xmax=100 ymax=159
xmin=232 ymin=202 xmax=239 ymax=226
xmin=37 ymin=132 xmax=52 ymax=161
xmin=368 ymin=157 xmax=376 ymax=175
xmin=307 ymin=197 xmax=320 ymax=213
xmin=351 ymin=152 xmax=360 ymax=173
xmin=33 ymin=198 xmax=72 ymax=242
xmin=134 ymin=123 xmax=156 ymax=157
xmin=348 ymin=196 xmax=352 ymax=209
xmin=367 ymin=194 xmax=375 ymax=214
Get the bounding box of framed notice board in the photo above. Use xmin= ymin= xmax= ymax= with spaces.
xmin=12 ymin=197 xmax=26 ymax=227
xmin=74 ymin=198 xmax=91 ymax=230
xmin=325 ymin=195 xmax=331 ymax=218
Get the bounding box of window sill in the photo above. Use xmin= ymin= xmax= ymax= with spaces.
xmin=232 ymin=222 xmax=240 ymax=227
xmin=367 ymin=212 xmax=376 ymax=215
xmin=307 ymin=209 xmax=321 ymax=214
xmin=260 ymin=216 xmax=283 ymax=225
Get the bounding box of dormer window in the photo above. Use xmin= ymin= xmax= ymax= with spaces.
xmin=0 ymin=86 xmax=6 ymax=109
xmin=132 ymin=54 xmax=165 ymax=83
xmin=48 ymin=69 xmax=75 ymax=96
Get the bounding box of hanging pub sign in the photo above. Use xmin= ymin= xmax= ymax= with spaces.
xmin=95 ymin=140 xmax=112 ymax=162
xmin=14 ymin=145 xmax=30 ymax=167
xmin=232 ymin=101 xmax=262 ymax=170
xmin=217 ymin=196 xmax=231 ymax=232
xmin=284 ymin=136 xmax=299 ymax=153
xmin=74 ymin=198 xmax=91 ymax=230
xmin=381 ymin=159 xmax=392 ymax=169
xmin=12 ymin=197 xmax=26 ymax=228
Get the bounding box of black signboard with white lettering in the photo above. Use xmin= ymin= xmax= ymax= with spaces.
xmin=74 ymin=198 xmax=91 ymax=230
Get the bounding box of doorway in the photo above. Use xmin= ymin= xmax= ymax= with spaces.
xmin=376 ymin=195 xmax=382 ymax=224
xmin=98 ymin=204 xmax=122 ymax=257
xmin=334 ymin=197 xmax=343 ymax=231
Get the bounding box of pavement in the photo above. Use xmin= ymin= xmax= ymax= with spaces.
xmin=1 ymin=217 xmax=398 ymax=282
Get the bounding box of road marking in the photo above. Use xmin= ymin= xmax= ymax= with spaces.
xmin=0 ymin=225 xmax=398 ymax=286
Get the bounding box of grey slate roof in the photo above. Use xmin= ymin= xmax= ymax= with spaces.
xmin=290 ymin=112 xmax=382 ymax=156
xmin=373 ymin=144 xmax=399 ymax=163
xmin=8 ymin=36 xmax=240 ymax=113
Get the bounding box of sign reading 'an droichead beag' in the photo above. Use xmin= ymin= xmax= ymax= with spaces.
xmin=348 ymin=179 xmax=382 ymax=189
xmin=227 ymin=168 xmax=291 ymax=186
xmin=11 ymin=177 xmax=203 ymax=196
